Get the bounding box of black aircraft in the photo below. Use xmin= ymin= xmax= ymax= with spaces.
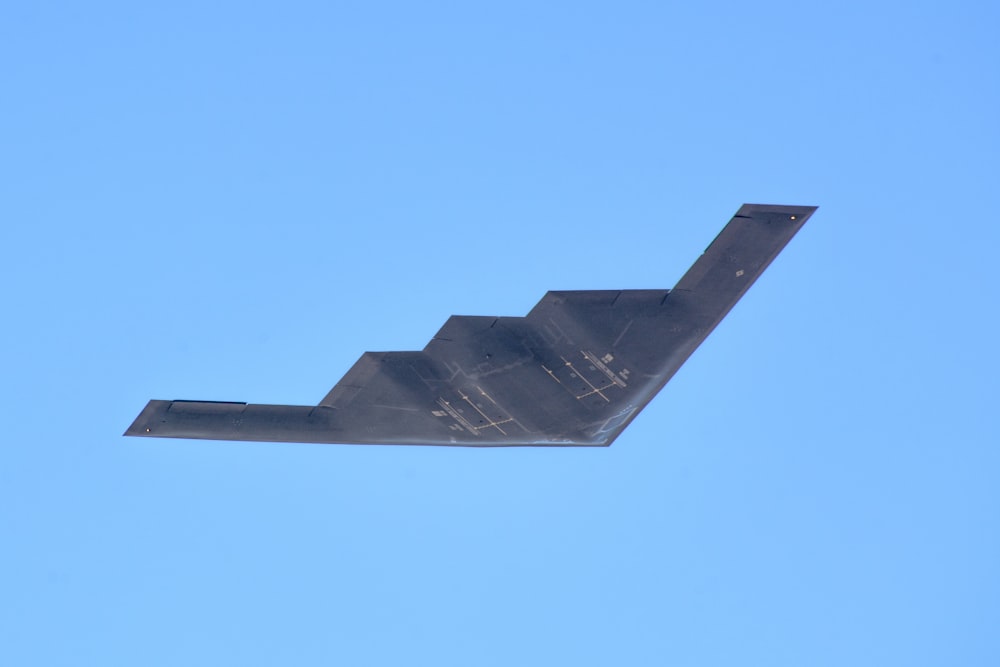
xmin=126 ymin=203 xmax=815 ymax=446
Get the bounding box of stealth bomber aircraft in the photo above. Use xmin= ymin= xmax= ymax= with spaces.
xmin=126 ymin=203 xmax=815 ymax=446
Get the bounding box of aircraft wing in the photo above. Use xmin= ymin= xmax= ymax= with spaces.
xmin=125 ymin=203 xmax=815 ymax=446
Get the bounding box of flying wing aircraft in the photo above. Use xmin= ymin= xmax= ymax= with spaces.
xmin=125 ymin=203 xmax=815 ymax=446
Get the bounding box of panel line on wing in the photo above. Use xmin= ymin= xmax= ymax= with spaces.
xmin=561 ymin=356 xmax=611 ymax=402
xmin=612 ymin=320 xmax=634 ymax=348
xmin=435 ymin=398 xmax=481 ymax=436
xmin=581 ymin=350 xmax=627 ymax=388
xmin=458 ymin=388 xmax=509 ymax=435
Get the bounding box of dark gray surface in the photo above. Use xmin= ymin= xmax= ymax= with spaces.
xmin=125 ymin=203 xmax=815 ymax=446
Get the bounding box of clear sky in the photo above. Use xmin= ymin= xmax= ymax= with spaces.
xmin=2 ymin=1 xmax=998 ymax=665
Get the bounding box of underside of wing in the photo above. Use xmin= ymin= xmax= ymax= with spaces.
xmin=125 ymin=203 xmax=816 ymax=446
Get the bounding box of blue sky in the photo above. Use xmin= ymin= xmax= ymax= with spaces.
xmin=2 ymin=1 xmax=998 ymax=665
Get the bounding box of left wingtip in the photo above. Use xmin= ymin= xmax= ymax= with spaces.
xmin=124 ymin=400 xmax=169 ymax=437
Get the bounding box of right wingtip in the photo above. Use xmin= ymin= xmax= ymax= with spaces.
xmin=736 ymin=203 xmax=818 ymax=219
